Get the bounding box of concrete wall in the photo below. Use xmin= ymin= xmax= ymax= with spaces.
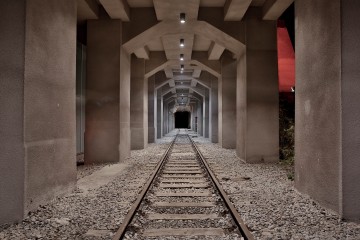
xmin=236 ymin=9 xmax=279 ymax=163
xmin=0 ymin=0 xmax=77 ymax=224
xmin=131 ymin=56 xmax=147 ymax=150
xmin=86 ymin=19 xmax=130 ymax=163
xmin=295 ymin=0 xmax=360 ymax=220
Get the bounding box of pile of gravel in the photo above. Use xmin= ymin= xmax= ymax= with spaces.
xmin=1 ymin=130 xmax=359 ymax=239
xmin=0 ymin=140 xmax=173 ymax=240
xmin=193 ymin=137 xmax=360 ymax=240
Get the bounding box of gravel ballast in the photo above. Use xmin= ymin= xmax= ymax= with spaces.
xmin=1 ymin=131 xmax=359 ymax=239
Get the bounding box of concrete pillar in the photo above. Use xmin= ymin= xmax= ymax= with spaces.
xmin=236 ymin=9 xmax=279 ymax=163
xmin=163 ymin=100 xmax=168 ymax=134
xmin=211 ymin=78 xmax=219 ymax=143
xmin=295 ymin=0 xmax=360 ymax=220
xmin=148 ymin=76 xmax=155 ymax=143
xmin=0 ymin=0 xmax=76 ymax=224
xmin=156 ymin=88 xmax=162 ymax=139
xmin=204 ymin=89 xmax=210 ymax=138
xmin=219 ymin=52 xmax=237 ymax=148
xmin=130 ymin=56 xmax=148 ymax=150
xmin=86 ymin=19 xmax=130 ymax=163
xmin=197 ymin=100 xmax=203 ymax=136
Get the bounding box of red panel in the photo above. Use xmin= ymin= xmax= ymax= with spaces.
xmin=277 ymin=22 xmax=295 ymax=92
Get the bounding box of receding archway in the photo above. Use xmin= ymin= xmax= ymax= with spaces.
xmin=175 ymin=111 xmax=190 ymax=128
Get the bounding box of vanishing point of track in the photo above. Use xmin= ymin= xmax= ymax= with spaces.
xmin=113 ymin=129 xmax=254 ymax=240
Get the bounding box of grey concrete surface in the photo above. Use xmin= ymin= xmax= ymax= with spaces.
xmin=210 ymin=77 xmax=219 ymax=143
xmin=236 ymin=9 xmax=279 ymax=163
xmin=295 ymin=0 xmax=360 ymax=220
xmin=86 ymin=19 xmax=130 ymax=163
xmin=0 ymin=0 xmax=77 ymax=224
xmin=0 ymin=0 xmax=26 ymax=224
xmin=25 ymin=0 xmax=77 ymax=214
xmin=147 ymin=76 xmax=155 ymax=143
xmin=219 ymin=52 xmax=237 ymax=149
xmin=131 ymin=56 xmax=147 ymax=150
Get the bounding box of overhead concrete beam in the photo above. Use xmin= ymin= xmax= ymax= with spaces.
xmin=164 ymin=67 xmax=174 ymax=78
xmin=208 ymin=42 xmax=225 ymax=60
xmin=224 ymin=0 xmax=252 ymax=21
xmin=123 ymin=20 xmax=245 ymax=59
xmin=77 ymin=0 xmax=99 ymax=22
xmin=169 ymin=79 xmax=175 ymax=87
xmin=145 ymin=59 xmax=221 ymax=79
xmin=134 ymin=46 xmax=150 ymax=59
xmin=99 ymin=0 xmax=130 ymax=21
xmin=191 ymin=79 xmax=197 ymax=87
xmin=192 ymin=69 xmax=202 ymax=78
xmin=263 ymin=0 xmax=294 ymax=20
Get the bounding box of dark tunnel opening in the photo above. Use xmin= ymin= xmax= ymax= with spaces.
xmin=175 ymin=111 xmax=190 ymax=128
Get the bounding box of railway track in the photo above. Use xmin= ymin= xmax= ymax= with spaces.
xmin=113 ymin=129 xmax=254 ymax=240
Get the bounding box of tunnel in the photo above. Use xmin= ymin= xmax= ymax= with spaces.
xmin=175 ymin=111 xmax=190 ymax=129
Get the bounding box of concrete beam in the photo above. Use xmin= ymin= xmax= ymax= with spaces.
xmin=164 ymin=67 xmax=174 ymax=78
xmin=191 ymin=79 xmax=197 ymax=87
xmin=77 ymin=0 xmax=99 ymax=22
xmin=169 ymin=79 xmax=175 ymax=87
xmin=134 ymin=47 xmax=150 ymax=59
xmin=99 ymin=0 xmax=130 ymax=21
xmin=263 ymin=0 xmax=294 ymax=20
xmin=192 ymin=69 xmax=202 ymax=78
xmin=208 ymin=42 xmax=225 ymax=60
xmin=123 ymin=20 xmax=245 ymax=59
xmin=224 ymin=0 xmax=252 ymax=21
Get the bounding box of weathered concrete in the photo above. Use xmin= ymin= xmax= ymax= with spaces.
xmin=210 ymin=77 xmax=219 ymax=143
xmin=236 ymin=8 xmax=279 ymax=163
xmin=148 ymin=76 xmax=155 ymax=143
xmin=204 ymin=89 xmax=210 ymax=138
xmin=295 ymin=0 xmax=360 ymax=220
xmin=86 ymin=19 xmax=130 ymax=163
xmin=0 ymin=0 xmax=76 ymax=224
xmin=131 ymin=56 xmax=148 ymax=150
xmin=219 ymin=52 xmax=237 ymax=149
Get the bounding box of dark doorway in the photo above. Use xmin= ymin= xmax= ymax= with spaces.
xmin=175 ymin=111 xmax=190 ymax=128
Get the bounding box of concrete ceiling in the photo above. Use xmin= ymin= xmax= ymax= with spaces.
xmin=79 ymin=0 xmax=293 ymax=106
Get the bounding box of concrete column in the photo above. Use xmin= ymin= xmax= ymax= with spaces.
xmin=197 ymin=100 xmax=203 ymax=136
xmin=163 ymin=100 xmax=168 ymax=135
xmin=211 ymin=78 xmax=219 ymax=143
xmin=156 ymin=88 xmax=162 ymax=139
xmin=219 ymin=52 xmax=237 ymax=148
xmin=148 ymin=76 xmax=155 ymax=143
xmin=86 ymin=19 xmax=130 ymax=163
xmin=204 ymin=89 xmax=210 ymax=138
xmin=295 ymin=0 xmax=360 ymax=220
xmin=130 ymin=56 xmax=147 ymax=150
xmin=0 ymin=0 xmax=76 ymax=224
xmin=236 ymin=9 xmax=279 ymax=163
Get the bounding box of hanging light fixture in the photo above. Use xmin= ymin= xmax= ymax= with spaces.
xmin=180 ymin=13 xmax=186 ymax=24
xmin=180 ymin=38 xmax=185 ymax=47
xmin=181 ymin=64 xmax=184 ymax=71
xmin=180 ymin=54 xmax=184 ymax=61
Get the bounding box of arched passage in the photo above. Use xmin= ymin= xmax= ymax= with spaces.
xmin=175 ymin=111 xmax=190 ymax=128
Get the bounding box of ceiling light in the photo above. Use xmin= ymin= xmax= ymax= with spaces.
xmin=180 ymin=13 xmax=186 ymax=24
xmin=181 ymin=65 xmax=184 ymax=71
xmin=181 ymin=82 xmax=183 ymax=84
xmin=180 ymin=39 xmax=184 ymax=47
xmin=180 ymin=54 xmax=184 ymax=61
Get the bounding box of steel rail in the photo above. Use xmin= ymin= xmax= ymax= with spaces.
xmin=112 ymin=133 xmax=178 ymax=240
xmin=189 ymin=135 xmax=255 ymax=240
